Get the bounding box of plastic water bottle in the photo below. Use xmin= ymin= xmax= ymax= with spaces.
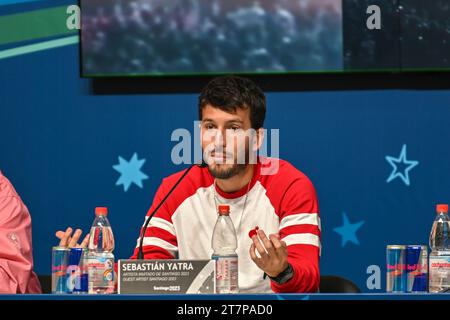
xmin=428 ymin=204 xmax=450 ymax=293
xmin=211 ymin=204 xmax=239 ymax=294
xmin=85 ymin=207 xmax=115 ymax=294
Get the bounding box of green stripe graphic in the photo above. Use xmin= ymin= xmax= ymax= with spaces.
xmin=0 ymin=6 xmax=76 ymax=46
xmin=0 ymin=35 xmax=78 ymax=59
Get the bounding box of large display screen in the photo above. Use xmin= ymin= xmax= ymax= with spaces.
xmin=80 ymin=0 xmax=450 ymax=77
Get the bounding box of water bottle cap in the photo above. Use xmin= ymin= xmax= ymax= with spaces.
xmin=248 ymin=226 xmax=259 ymax=238
xmin=436 ymin=204 xmax=448 ymax=213
xmin=95 ymin=207 xmax=108 ymax=216
xmin=218 ymin=204 xmax=230 ymax=215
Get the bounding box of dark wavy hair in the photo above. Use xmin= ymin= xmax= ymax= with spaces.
xmin=198 ymin=75 xmax=266 ymax=129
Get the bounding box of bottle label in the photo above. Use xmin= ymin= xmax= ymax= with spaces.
xmin=212 ymin=255 xmax=238 ymax=294
xmin=429 ymin=255 xmax=450 ymax=293
xmin=85 ymin=255 xmax=115 ymax=294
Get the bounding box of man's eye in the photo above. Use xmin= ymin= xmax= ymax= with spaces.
xmin=231 ymin=126 xmax=240 ymax=131
xmin=205 ymin=124 xmax=215 ymax=130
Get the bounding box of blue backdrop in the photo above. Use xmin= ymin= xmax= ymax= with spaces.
xmin=1 ymin=26 xmax=450 ymax=293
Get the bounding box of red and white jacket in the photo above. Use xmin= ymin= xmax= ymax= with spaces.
xmin=131 ymin=158 xmax=321 ymax=293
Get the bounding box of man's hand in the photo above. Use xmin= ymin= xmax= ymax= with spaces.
xmin=55 ymin=227 xmax=90 ymax=248
xmin=249 ymin=229 xmax=289 ymax=278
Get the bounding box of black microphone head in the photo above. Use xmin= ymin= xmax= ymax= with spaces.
xmin=198 ymin=160 xmax=208 ymax=168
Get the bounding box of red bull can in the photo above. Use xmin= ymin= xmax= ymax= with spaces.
xmin=386 ymin=245 xmax=406 ymax=292
xmin=52 ymin=246 xmax=69 ymax=294
xmin=66 ymin=248 xmax=88 ymax=294
xmin=406 ymin=245 xmax=428 ymax=292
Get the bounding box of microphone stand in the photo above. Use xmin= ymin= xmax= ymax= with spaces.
xmin=137 ymin=162 xmax=207 ymax=259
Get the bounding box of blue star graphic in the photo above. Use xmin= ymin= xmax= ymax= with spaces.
xmin=333 ymin=212 xmax=365 ymax=247
xmin=113 ymin=153 xmax=148 ymax=192
xmin=385 ymin=144 xmax=419 ymax=186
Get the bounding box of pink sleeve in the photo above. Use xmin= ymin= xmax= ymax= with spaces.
xmin=0 ymin=195 xmax=42 ymax=294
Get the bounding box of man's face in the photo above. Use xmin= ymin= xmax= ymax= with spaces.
xmin=200 ymin=104 xmax=259 ymax=179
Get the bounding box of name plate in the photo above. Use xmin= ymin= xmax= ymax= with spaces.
xmin=118 ymin=259 xmax=215 ymax=294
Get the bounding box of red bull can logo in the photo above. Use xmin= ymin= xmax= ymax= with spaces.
xmin=386 ymin=245 xmax=406 ymax=292
xmin=52 ymin=246 xmax=69 ymax=294
xmin=406 ymin=245 xmax=428 ymax=292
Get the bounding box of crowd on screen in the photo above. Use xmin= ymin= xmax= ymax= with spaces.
xmin=81 ymin=0 xmax=342 ymax=74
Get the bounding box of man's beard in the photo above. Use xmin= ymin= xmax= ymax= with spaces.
xmin=205 ymin=144 xmax=253 ymax=179
xmin=207 ymin=163 xmax=247 ymax=179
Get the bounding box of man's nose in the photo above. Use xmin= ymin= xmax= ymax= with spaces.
xmin=214 ymin=128 xmax=227 ymax=148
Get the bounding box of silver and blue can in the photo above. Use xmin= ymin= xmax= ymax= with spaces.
xmin=66 ymin=248 xmax=88 ymax=294
xmin=52 ymin=246 xmax=69 ymax=294
xmin=406 ymin=245 xmax=428 ymax=293
xmin=386 ymin=245 xmax=406 ymax=292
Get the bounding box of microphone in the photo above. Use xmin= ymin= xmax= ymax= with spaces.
xmin=137 ymin=161 xmax=207 ymax=259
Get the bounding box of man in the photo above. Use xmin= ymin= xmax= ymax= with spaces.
xmin=0 ymin=171 xmax=42 ymax=293
xmin=134 ymin=75 xmax=321 ymax=293
xmin=57 ymin=75 xmax=321 ymax=293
